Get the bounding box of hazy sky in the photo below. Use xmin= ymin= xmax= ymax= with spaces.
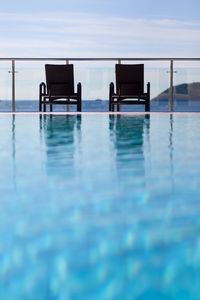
xmin=0 ymin=0 xmax=199 ymax=57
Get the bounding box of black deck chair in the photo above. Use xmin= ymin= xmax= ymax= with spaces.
xmin=39 ymin=64 xmax=81 ymax=112
xmin=109 ymin=64 xmax=150 ymax=112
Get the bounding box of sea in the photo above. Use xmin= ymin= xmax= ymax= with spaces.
xmin=0 ymin=100 xmax=200 ymax=112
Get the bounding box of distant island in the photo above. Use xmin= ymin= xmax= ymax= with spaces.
xmin=152 ymin=82 xmax=200 ymax=101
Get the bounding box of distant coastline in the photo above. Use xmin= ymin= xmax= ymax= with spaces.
xmin=152 ymin=82 xmax=200 ymax=102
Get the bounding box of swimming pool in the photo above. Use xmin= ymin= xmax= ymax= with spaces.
xmin=0 ymin=113 xmax=200 ymax=299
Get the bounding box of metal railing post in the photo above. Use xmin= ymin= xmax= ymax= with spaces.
xmin=12 ymin=59 xmax=16 ymax=112
xmin=169 ymin=59 xmax=174 ymax=112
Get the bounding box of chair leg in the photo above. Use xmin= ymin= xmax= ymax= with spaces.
xmin=145 ymin=96 xmax=150 ymax=112
xmin=44 ymin=104 xmax=46 ymax=112
xmin=117 ymin=104 xmax=120 ymax=112
xmin=145 ymin=82 xmax=150 ymax=112
xmin=50 ymin=104 xmax=53 ymax=112
xmin=77 ymin=101 xmax=81 ymax=112
xmin=109 ymin=100 xmax=112 ymax=112
xmin=39 ymin=94 xmax=42 ymax=112
xmin=77 ymin=82 xmax=82 ymax=112
xmin=145 ymin=101 xmax=150 ymax=112
xmin=109 ymin=97 xmax=113 ymax=112
xmin=109 ymin=83 xmax=114 ymax=112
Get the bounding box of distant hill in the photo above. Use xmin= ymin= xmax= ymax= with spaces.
xmin=152 ymin=82 xmax=200 ymax=101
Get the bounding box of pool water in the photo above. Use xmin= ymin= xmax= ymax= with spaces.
xmin=0 ymin=113 xmax=200 ymax=299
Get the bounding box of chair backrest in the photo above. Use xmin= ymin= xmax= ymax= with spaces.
xmin=116 ymin=64 xmax=144 ymax=95
xmin=45 ymin=64 xmax=74 ymax=96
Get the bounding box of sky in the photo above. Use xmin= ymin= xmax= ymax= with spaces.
xmin=0 ymin=0 xmax=200 ymax=58
xmin=0 ymin=0 xmax=199 ymax=101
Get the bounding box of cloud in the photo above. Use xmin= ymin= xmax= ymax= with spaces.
xmin=0 ymin=12 xmax=199 ymax=57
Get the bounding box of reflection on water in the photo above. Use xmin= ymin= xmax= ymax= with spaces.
xmin=169 ymin=114 xmax=174 ymax=191
xmin=109 ymin=115 xmax=151 ymax=207
xmin=40 ymin=114 xmax=82 ymax=176
xmin=109 ymin=114 xmax=149 ymax=169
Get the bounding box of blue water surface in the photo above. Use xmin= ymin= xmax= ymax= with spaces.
xmin=0 ymin=113 xmax=200 ymax=300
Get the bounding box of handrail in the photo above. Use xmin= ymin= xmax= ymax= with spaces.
xmin=1 ymin=57 xmax=200 ymax=112
xmin=0 ymin=57 xmax=200 ymax=61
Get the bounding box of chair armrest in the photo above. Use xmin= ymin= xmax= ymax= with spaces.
xmin=109 ymin=82 xmax=114 ymax=96
xmin=77 ymin=82 xmax=82 ymax=99
xmin=147 ymin=82 xmax=150 ymax=94
xmin=39 ymin=82 xmax=46 ymax=95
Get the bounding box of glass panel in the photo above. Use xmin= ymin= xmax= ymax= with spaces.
xmin=7 ymin=59 xmax=200 ymax=112
xmin=15 ymin=60 xmax=117 ymax=112
xmin=73 ymin=60 xmax=116 ymax=112
xmin=0 ymin=61 xmax=12 ymax=112
xmin=15 ymin=60 xmax=66 ymax=112
xmin=173 ymin=61 xmax=200 ymax=112
xmin=14 ymin=60 xmax=171 ymax=112
xmin=120 ymin=60 xmax=171 ymax=112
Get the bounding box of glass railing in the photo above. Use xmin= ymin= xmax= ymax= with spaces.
xmin=0 ymin=58 xmax=200 ymax=112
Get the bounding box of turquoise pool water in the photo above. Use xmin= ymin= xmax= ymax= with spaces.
xmin=0 ymin=113 xmax=200 ymax=299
